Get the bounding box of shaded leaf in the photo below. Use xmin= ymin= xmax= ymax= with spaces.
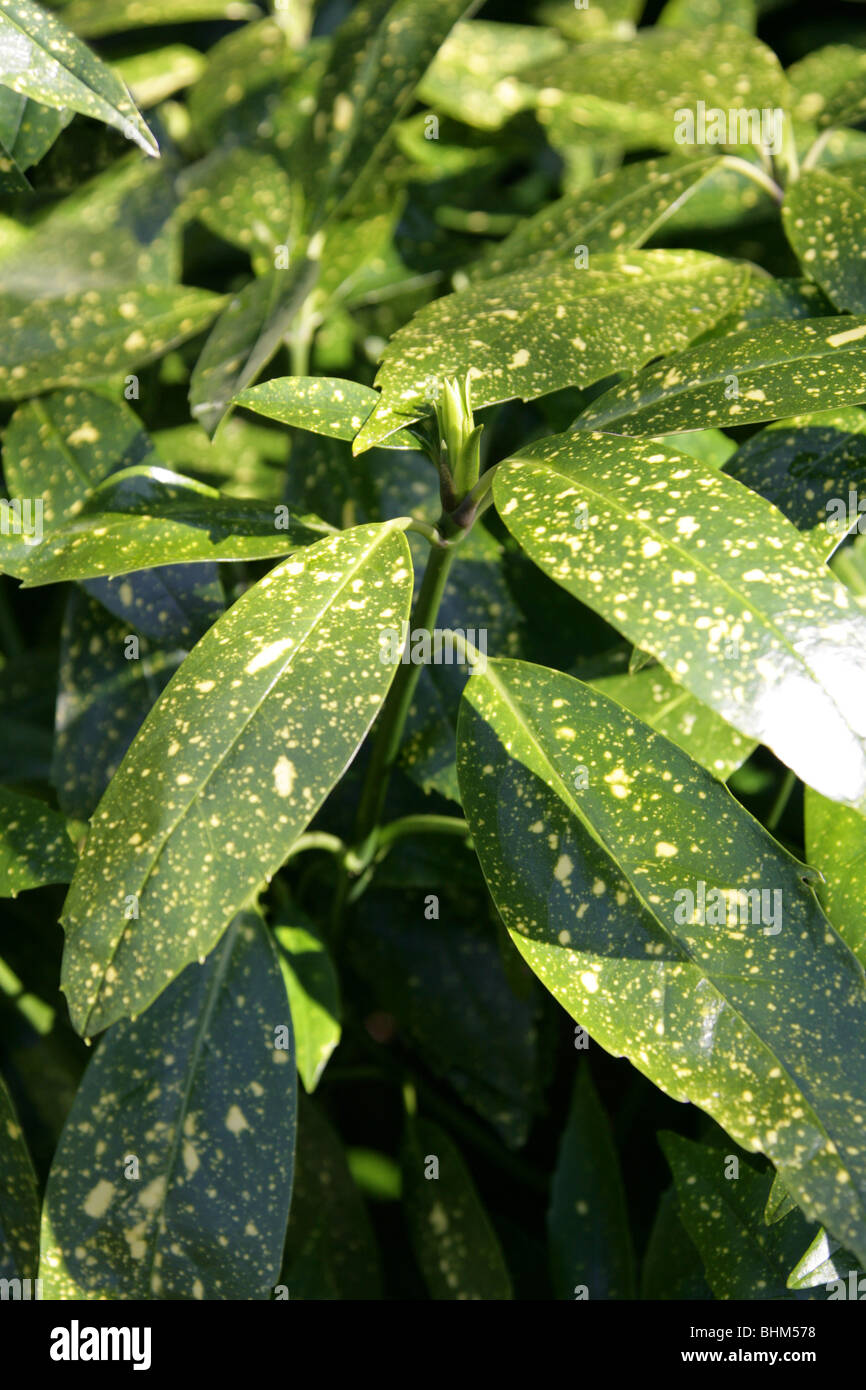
xmin=0 ymin=785 xmax=75 ymax=897
xmin=0 ymin=156 xmax=181 ymax=294
xmin=640 ymin=1187 xmax=712 ymax=1300
xmin=278 ymin=1093 xmax=381 ymax=1300
xmin=548 ymin=1067 xmax=635 ymax=1299
xmin=52 ymin=589 xmax=183 ymax=821
xmin=350 ymin=854 xmax=541 ymax=1147
xmin=401 ymin=1115 xmax=512 ymax=1299
xmin=661 ymin=1132 xmax=820 ymax=1299
xmin=0 ymin=1070 xmax=40 ymax=1281
xmin=724 ymin=408 xmax=866 ymax=559
xmin=40 ymin=909 xmax=295 ymax=1299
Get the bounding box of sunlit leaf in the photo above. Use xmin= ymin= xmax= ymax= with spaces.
xmin=60 ymin=522 xmax=414 ymax=1035
xmin=457 ymin=659 xmax=866 ymax=1264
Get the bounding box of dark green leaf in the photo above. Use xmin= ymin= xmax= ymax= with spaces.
xmin=548 ymin=1067 xmax=635 ymax=1299
xmin=0 ymin=1071 xmax=40 ymax=1282
xmin=52 ymin=589 xmax=183 ymax=821
xmin=401 ymin=1115 xmax=512 ymax=1299
xmin=40 ymin=909 xmax=295 ymax=1299
xmin=278 ymin=1094 xmax=381 ymax=1300
xmin=724 ymin=408 xmax=866 ymax=559
xmin=661 ymin=1132 xmax=821 ymax=1299
xmin=0 ymin=785 xmax=75 ymax=897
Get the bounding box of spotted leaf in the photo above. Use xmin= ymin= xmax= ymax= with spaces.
xmin=235 ymin=376 xmax=419 ymax=447
xmin=416 ymin=19 xmax=565 ymax=132
xmin=522 ymin=24 xmax=790 ymax=154
xmin=0 ymin=1071 xmax=40 ymax=1281
xmin=494 ymin=432 xmax=866 ymax=810
xmin=401 ymin=1115 xmax=512 ymax=1299
xmin=783 ymin=167 xmax=866 ymax=315
xmin=724 ymin=408 xmax=866 ymax=560
xmin=0 ymin=0 xmax=158 ymax=156
xmin=470 ymin=155 xmax=723 ymax=283
xmin=354 ymin=250 xmax=748 ymax=452
xmin=0 ymin=285 xmax=223 ymax=401
xmin=298 ymin=0 xmax=475 ymax=227
xmin=661 ymin=1133 xmax=823 ymax=1299
xmin=0 ymin=785 xmax=76 ymax=897
xmin=457 ymin=659 xmax=866 ymax=1265
xmin=12 ymin=468 xmax=329 ymax=586
xmin=60 ymin=522 xmax=414 ymax=1036
xmin=40 ymin=909 xmax=295 ymax=1300
xmin=805 ymin=787 xmax=866 ymax=966
xmin=575 ymin=317 xmax=866 ymax=435
xmin=548 ymin=1067 xmax=635 ymax=1299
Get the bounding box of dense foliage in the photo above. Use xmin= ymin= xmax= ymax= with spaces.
xmin=2 ymin=0 xmax=866 ymax=1303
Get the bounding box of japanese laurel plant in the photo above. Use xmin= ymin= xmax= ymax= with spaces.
xmin=2 ymin=0 xmax=866 ymax=1304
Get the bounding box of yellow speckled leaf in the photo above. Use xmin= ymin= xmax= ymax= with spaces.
xmin=60 ymin=522 xmax=414 ymax=1036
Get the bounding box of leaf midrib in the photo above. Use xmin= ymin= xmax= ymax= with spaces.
xmin=79 ymin=525 xmax=406 ymax=1030
xmin=472 ymin=662 xmax=864 ymax=1225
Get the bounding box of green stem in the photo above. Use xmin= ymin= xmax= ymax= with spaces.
xmin=766 ymin=768 xmax=797 ymax=833
xmin=722 ymin=154 xmax=784 ymax=206
xmin=801 ymin=127 xmax=836 ymax=172
xmin=353 ymin=542 xmax=456 ymax=851
xmin=283 ymin=831 xmax=346 ymax=862
xmin=374 ymin=813 xmax=471 ymax=854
